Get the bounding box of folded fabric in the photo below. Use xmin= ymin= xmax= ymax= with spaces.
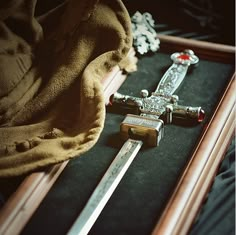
xmin=0 ymin=0 xmax=132 ymax=177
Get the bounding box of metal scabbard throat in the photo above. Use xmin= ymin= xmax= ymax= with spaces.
xmin=0 ymin=0 xmax=133 ymax=177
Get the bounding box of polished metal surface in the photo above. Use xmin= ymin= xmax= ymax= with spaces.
xmin=67 ymin=139 xmax=143 ymax=235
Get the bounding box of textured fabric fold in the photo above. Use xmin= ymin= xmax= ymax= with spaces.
xmin=0 ymin=0 xmax=132 ymax=177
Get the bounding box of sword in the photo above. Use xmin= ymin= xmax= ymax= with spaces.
xmin=67 ymin=49 xmax=205 ymax=235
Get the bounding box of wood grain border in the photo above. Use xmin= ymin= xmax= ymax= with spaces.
xmin=152 ymin=75 xmax=235 ymax=235
xmin=0 ymin=36 xmax=234 ymax=235
xmin=151 ymin=36 xmax=235 ymax=235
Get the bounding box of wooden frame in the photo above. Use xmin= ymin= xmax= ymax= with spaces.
xmin=151 ymin=35 xmax=235 ymax=235
xmin=0 ymin=36 xmax=235 ymax=235
xmin=152 ymin=77 xmax=235 ymax=235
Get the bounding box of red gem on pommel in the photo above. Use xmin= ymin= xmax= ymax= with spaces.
xmin=177 ymin=54 xmax=191 ymax=61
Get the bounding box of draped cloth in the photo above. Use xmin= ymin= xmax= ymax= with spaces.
xmin=0 ymin=0 xmax=132 ymax=177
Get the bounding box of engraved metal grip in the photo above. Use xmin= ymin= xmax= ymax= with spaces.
xmin=154 ymin=49 xmax=199 ymax=95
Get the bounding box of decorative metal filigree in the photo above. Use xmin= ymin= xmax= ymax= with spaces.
xmin=131 ymin=11 xmax=160 ymax=55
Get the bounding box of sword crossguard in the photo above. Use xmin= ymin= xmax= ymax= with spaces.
xmin=111 ymin=92 xmax=205 ymax=123
xmin=110 ymin=50 xmax=205 ymax=146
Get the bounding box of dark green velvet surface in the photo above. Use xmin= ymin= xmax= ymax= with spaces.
xmin=3 ymin=51 xmax=234 ymax=235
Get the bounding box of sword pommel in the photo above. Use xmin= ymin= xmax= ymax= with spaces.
xmin=170 ymin=49 xmax=199 ymax=66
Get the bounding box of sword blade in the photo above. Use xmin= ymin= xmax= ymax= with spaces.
xmin=67 ymin=139 xmax=143 ymax=235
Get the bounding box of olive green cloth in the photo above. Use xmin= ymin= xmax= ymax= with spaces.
xmin=0 ymin=0 xmax=132 ymax=177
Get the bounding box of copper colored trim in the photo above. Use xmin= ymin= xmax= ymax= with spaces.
xmin=158 ymin=34 xmax=235 ymax=63
xmin=0 ymin=161 xmax=68 ymax=235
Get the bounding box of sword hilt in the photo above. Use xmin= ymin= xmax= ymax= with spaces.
xmin=110 ymin=49 xmax=204 ymax=124
xmin=119 ymin=103 xmax=205 ymax=147
xmin=110 ymin=50 xmax=205 ymax=146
